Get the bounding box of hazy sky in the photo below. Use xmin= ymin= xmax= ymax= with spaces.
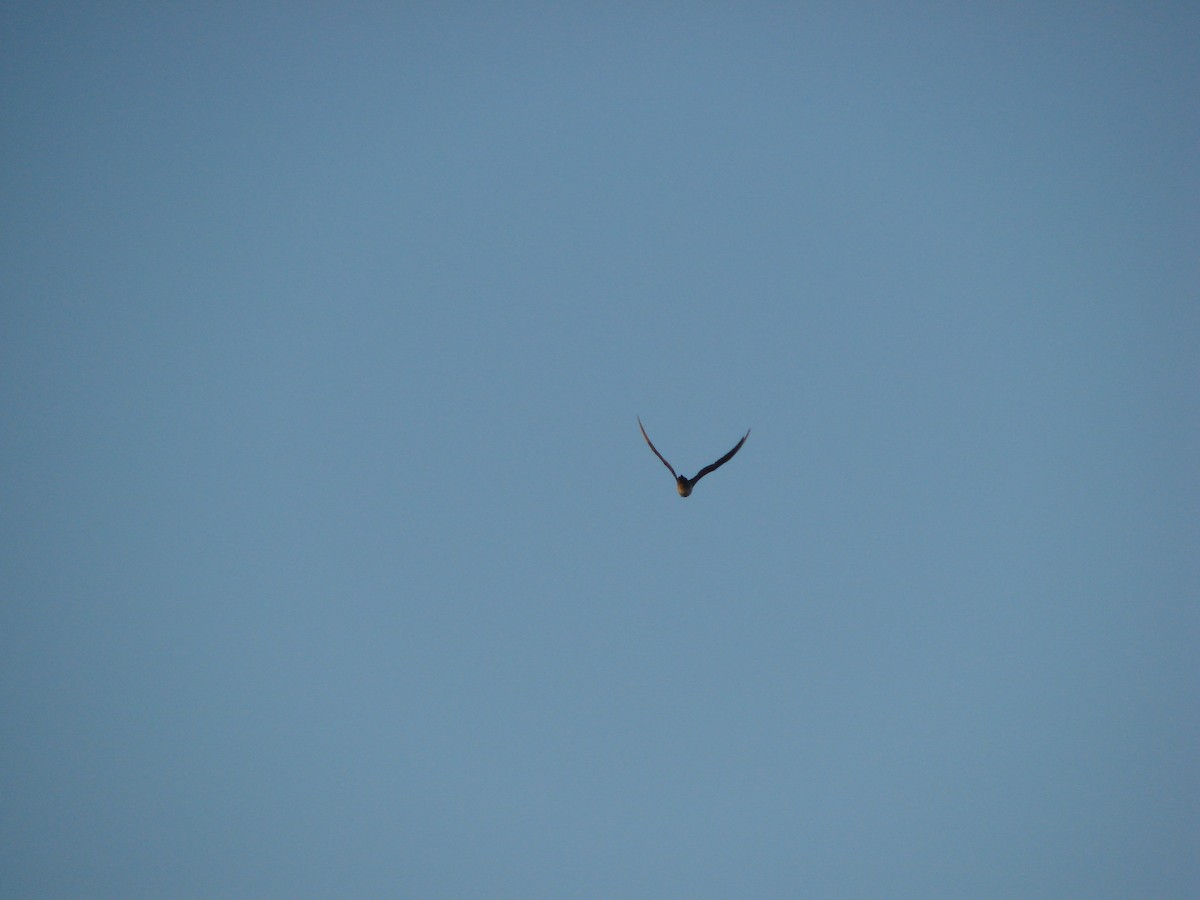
xmin=3 ymin=4 xmax=1197 ymax=897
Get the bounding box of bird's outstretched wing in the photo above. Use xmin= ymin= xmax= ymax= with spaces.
xmin=691 ymin=429 xmax=750 ymax=484
xmin=637 ymin=416 xmax=678 ymax=479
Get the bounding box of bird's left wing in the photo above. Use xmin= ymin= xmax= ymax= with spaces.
xmin=638 ymin=417 xmax=678 ymax=479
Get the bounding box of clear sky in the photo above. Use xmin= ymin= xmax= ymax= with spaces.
xmin=3 ymin=4 xmax=1197 ymax=897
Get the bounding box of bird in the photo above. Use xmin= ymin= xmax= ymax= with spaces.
xmin=638 ymin=416 xmax=750 ymax=497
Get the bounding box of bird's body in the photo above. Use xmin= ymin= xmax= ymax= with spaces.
xmin=638 ymin=417 xmax=749 ymax=498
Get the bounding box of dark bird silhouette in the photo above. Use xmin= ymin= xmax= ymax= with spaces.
xmin=638 ymin=416 xmax=750 ymax=497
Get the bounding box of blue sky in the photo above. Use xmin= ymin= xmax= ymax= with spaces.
xmin=3 ymin=4 xmax=1197 ymax=896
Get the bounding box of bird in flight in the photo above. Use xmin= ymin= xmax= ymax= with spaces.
xmin=638 ymin=416 xmax=750 ymax=497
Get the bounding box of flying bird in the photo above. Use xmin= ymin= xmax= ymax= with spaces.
xmin=638 ymin=416 xmax=750 ymax=497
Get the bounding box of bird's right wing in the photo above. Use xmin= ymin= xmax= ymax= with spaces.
xmin=638 ymin=417 xmax=678 ymax=479
xmin=691 ymin=429 xmax=750 ymax=484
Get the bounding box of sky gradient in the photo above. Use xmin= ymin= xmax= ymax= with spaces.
xmin=3 ymin=4 xmax=1197 ymax=897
